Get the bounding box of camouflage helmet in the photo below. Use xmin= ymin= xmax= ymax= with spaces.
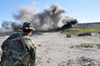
xmin=22 ymin=22 xmax=35 ymax=30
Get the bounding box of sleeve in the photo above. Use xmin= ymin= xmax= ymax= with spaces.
xmin=30 ymin=47 xmax=36 ymax=66
xmin=24 ymin=38 xmax=36 ymax=66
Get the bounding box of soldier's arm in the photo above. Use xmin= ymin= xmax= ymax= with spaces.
xmin=29 ymin=47 xmax=36 ymax=66
xmin=29 ymin=40 xmax=36 ymax=66
xmin=24 ymin=38 xmax=36 ymax=66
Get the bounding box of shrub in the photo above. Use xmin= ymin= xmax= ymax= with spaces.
xmin=96 ymin=44 xmax=100 ymax=49
xmin=69 ymin=43 xmax=94 ymax=48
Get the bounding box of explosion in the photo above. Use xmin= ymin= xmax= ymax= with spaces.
xmin=0 ymin=4 xmax=78 ymax=33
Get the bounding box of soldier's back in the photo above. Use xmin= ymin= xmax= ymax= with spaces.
xmin=0 ymin=32 xmax=30 ymax=66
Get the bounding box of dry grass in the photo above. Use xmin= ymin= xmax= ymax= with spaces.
xmin=64 ymin=28 xmax=100 ymax=35
xmin=69 ymin=43 xmax=100 ymax=49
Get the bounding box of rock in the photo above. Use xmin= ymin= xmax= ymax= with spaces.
xmin=98 ymin=32 xmax=100 ymax=34
xmin=77 ymin=32 xmax=92 ymax=37
xmin=66 ymin=34 xmax=71 ymax=38
xmin=38 ymin=44 xmax=41 ymax=46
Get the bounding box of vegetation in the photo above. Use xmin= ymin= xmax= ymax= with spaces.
xmin=69 ymin=43 xmax=100 ymax=49
xmin=96 ymin=44 xmax=100 ymax=49
xmin=69 ymin=43 xmax=93 ymax=48
xmin=0 ymin=51 xmax=2 ymax=56
xmin=63 ymin=28 xmax=100 ymax=35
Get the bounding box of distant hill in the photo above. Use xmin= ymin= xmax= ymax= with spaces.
xmin=78 ymin=22 xmax=100 ymax=25
xmin=76 ymin=22 xmax=100 ymax=29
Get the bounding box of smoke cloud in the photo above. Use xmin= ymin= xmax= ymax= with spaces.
xmin=0 ymin=21 xmax=21 ymax=33
xmin=13 ymin=4 xmax=67 ymax=31
xmin=0 ymin=3 xmax=78 ymax=33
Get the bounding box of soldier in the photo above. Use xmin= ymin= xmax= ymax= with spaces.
xmin=0 ymin=22 xmax=36 ymax=66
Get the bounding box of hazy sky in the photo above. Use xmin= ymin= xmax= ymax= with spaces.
xmin=0 ymin=0 xmax=100 ymax=27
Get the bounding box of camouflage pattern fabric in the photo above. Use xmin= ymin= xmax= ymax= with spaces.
xmin=0 ymin=32 xmax=36 ymax=66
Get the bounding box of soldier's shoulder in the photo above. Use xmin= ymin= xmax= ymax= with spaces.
xmin=8 ymin=32 xmax=23 ymax=39
xmin=24 ymin=37 xmax=31 ymax=42
xmin=24 ymin=36 xmax=34 ymax=45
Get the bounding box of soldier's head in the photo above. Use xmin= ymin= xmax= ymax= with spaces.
xmin=22 ymin=22 xmax=35 ymax=35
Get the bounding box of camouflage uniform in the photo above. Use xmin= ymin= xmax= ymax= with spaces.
xmin=0 ymin=22 xmax=36 ymax=66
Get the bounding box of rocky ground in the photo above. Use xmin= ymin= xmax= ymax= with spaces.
xmin=0 ymin=31 xmax=100 ymax=66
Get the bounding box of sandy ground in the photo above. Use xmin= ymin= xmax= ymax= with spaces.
xmin=0 ymin=32 xmax=100 ymax=66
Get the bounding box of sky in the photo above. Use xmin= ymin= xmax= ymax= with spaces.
xmin=0 ymin=0 xmax=100 ymax=28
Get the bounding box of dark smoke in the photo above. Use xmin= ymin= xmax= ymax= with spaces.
xmin=61 ymin=18 xmax=78 ymax=30
xmin=11 ymin=22 xmax=22 ymax=31
xmin=1 ymin=21 xmax=22 ymax=33
xmin=2 ymin=21 xmax=10 ymax=29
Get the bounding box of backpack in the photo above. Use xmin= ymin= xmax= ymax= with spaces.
xmin=0 ymin=33 xmax=31 ymax=66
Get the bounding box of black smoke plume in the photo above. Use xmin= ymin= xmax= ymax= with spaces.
xmin=60 ymin=18 xmax=78 ymax=30
xmin=11 ymin=22 xmax=22 ymax=31
xmin=1 ymin=21 xmax=21 ymax=33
